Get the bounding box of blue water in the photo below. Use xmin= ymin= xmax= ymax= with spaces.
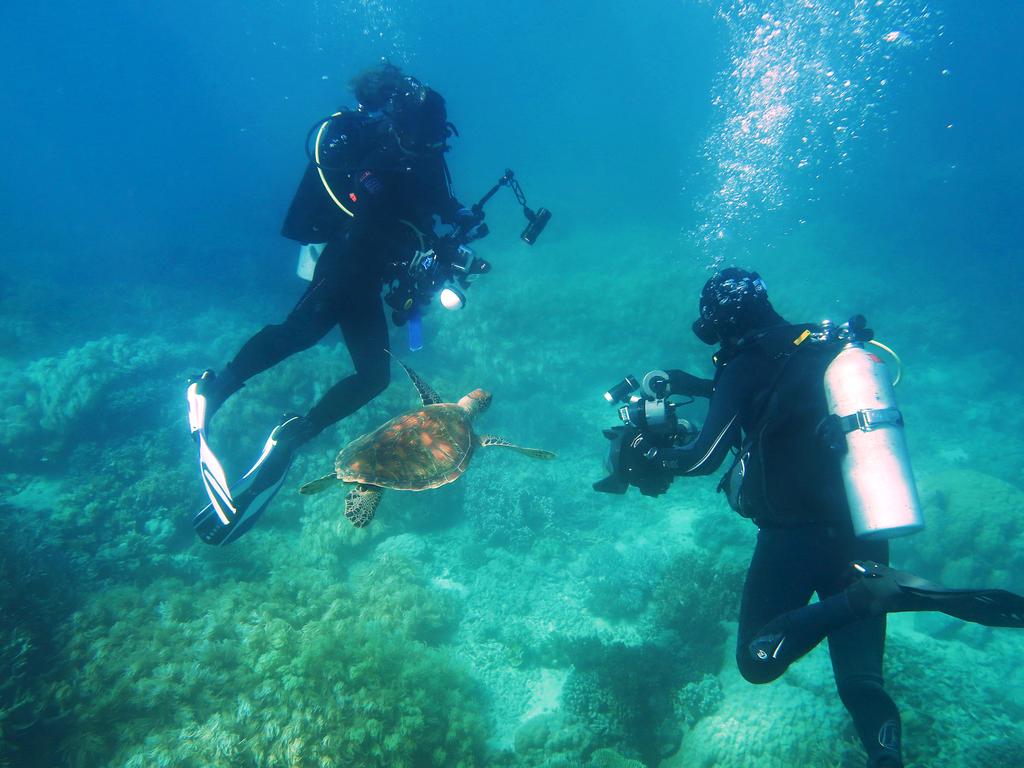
xmin=2 ymin=2 xmax=1023 ymax=766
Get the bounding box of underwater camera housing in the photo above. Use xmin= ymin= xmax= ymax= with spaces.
xmin=386 ymin=243 xmax=491 ymax=325
xmin=385 ymin=168 xmax=550 ymax=328
xmin=594 ymin=371 xmax=698 ymax=495
xmin=606 ymin=370 xmax=683 ymax=438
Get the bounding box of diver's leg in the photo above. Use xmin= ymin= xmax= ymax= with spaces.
xmin=737 ymin=525 xmax=863 ymax=684
xmin=824 ymin=540 xmax=904 ymax=768
xmin=199 ymin=243 xmax=351 ymax=419
xmin=224 ymin=276 xmax=338 ymax=384
xmin=303 ymin=287 xmax=391 ymax=435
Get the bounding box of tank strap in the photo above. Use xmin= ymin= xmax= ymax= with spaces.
xmin=837 ymin=407 xmax=904 ymax=434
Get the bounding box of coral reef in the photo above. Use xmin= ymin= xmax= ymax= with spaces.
xmin=57 ymin=570 xmax=486 ymax=767
xmin=512 ymin=711 xmax=593 ymax=767
xmin=674 ymin=674 xmax=724 ymax=729
xmin=650 ymin=548 xmax=746 ymax=677
xmin=883 ymin=627 xmax=1024 ymax=767
xmin=351 ymin=552 xmax=464 ymax=643
xmin=0 ymin=505 xmax=78 ymax=767
xmin=895 ymin=468 xmax=1024 ymax=589
xmin=588 ymin=749 xmax=646 ymax=768
xmin=561 ymin=637 xmax=691 ymax=764
xmin=469 ymin=463 xmax=558 ymax=551
xmin=665 ymin=651 xmax=849 ymax=768
xmin=4 ymin=219 xmax=1023 ymax=768
xmin=0 ymin=333 xmax=189 ymax=464
xmin=581 ymin=542 xmax=664 ymax=620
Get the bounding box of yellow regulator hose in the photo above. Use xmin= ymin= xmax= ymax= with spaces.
xmin=868 ymin=339 xmax=903 ymax=387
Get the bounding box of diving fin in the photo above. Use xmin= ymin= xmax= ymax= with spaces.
xmin=187 ymin=372 xmax=238 ymax=530
xmin=593 ymin=474 xmax=629 ymax=494
xmin=851 ymin=561 xmax=1024 ymax=628
xmin=192 ymin=415 xmax=303 ymax=546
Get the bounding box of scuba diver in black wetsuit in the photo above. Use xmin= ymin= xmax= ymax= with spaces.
xmin=185 ymin=63 xmax=487 ymax=545
xmin=594 ymin=268 xmax=1024 ymax=768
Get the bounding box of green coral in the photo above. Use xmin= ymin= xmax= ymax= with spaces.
xmin=0 ymin=504 xmax=79 ymax=767
xmin=56 ymin=570 xmax=485 ymax=767
xmin=884 ymin=630 xmax=1024 ymax=767
xmin=352 ymin=553 xmax=463 ymax=643
xmin=675 ymin=674 xmax=724 ymax=728
xmin=561 ymin=638 xmax=688 ymax=765
xmin=896 ymin=468 xmax=1024 ymax=588
xmin=650 ymin=548 xmax=745 ymax=676
xmin=511 ymin=712 xmax=593 ymax=767
xmin=964 ymin=731 xmax=1024 ymax=767
xmin=0 ymin=333 xmax=190 ymax=463
xmin=588 ymin=749 xmax=646 ymax=768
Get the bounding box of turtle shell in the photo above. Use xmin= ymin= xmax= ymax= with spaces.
xmin=336 ymin=404 xmax=474 ymax=490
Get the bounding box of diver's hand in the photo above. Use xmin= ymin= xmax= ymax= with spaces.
xmin=456 ymin=207 xmax=483 ymax=228
xmin=455 ymin=206 xmax=482 ymax=225
xmin=454 ymin=207 xmax=486 ymax=239
xmin=667 ymin=369 xmax=714 ymax=399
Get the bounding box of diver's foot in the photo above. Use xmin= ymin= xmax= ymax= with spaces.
xmin=186 ymin=368 xmax=243 ymax=434
xmin=846 ymin=561 xmax=1024 ymax=627
xmin=192 ymin=414 xmax=315 ymax=546
xmin=845 ymin=561 xmax=942 ymax=617
xmin=235 ymin=414 xmax=315 ymax=503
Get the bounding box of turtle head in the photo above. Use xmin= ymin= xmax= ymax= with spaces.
xmin=458 ymin=388 xmax=492 ymax=417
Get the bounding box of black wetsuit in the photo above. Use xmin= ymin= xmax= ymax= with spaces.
xmin=660 ymin=323 xmax=903 ymax=768
xmin=223 ymin=115 xmax=462 ymax=439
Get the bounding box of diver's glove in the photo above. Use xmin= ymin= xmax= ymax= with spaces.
xmin=667 ymin=369 xmax=714 ymax=399
xmin=455 ymin=206 xmax=482 ymax=225
xmin=454 ymin=206 xmax=487 ymax=241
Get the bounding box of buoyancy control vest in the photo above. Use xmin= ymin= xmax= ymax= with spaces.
xmin=281 ymin=110 xmax=412 ymax=245
xmin=719 ymin=324 xmax=847 ymax=526
xmin=720 ymin=321 xmax=924 ymax=539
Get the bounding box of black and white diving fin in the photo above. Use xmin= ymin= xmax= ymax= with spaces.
xmin=191 ymin=416 xmax=301 ymax=546
xmin=187 ymin=374 xmax=238 ymax=532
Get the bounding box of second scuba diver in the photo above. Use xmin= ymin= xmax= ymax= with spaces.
xmin=595 ymin=267 xmax=1024 ymax=768
xmin=186 ymin=63 xmax=486 ymax=545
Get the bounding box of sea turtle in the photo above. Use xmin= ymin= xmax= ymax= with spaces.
xmin=298 ymin=359 xmax=556 ymax=527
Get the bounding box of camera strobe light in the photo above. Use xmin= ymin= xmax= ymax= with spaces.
xmin=521 ymin=207 xmax=552 ymax=245
xmin=604 ymin=375 xmax=639 ymax=404
xmin=439 ymin=287 xmax=466 ymax=310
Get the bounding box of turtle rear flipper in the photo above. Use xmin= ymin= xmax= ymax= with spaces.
xmin=345 ymin=484 xmax=383 ymax=527
xmin=478 ymin=434 xmax=556 ymax=460
xmin=299 ymin=473 xmax=340 ymax=495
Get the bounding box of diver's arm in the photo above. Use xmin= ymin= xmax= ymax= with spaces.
xmin=405 ymin=154 xmax=458 ymax=224
xmin=659 ymin=369 xmax=742 ymax=477
xmin=436 ymin=194 xmax=465 ymax=226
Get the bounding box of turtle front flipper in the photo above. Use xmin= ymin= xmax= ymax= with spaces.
xmin=477 ymin=434 xmax=556 ymax=460
xmin=390 ymin=355 xmax=443 ymax=406
xmin=344 ymin=484 xmax=383 ymax=527
xmin=299 ymin=474 xmax=341 ymax=495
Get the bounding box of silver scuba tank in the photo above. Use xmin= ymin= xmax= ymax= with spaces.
xmin=823 ymin=332 xmax=925 ymax=539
